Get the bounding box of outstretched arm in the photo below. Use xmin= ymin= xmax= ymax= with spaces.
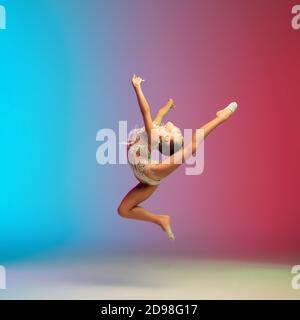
xmin=153 ymin=98 xmax=175 ymax=125
xmin=131 ymin=74 xmax=153 ymax=149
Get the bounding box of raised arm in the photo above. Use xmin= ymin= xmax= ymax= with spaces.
xmin=153 ymin=98 xmax=175 ymax=125
xmin=131 ymin=74 xmax=154 ymax=149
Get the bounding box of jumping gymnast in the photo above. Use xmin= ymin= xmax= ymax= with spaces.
xmin=118 ymin=74 xmax=238 ymax=240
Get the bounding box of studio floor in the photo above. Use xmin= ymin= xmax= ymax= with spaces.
xmin=0 ymin=255 xmax=299 ymax=300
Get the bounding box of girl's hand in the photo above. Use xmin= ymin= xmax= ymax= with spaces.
xmin=167 ymin=98 xmax=175 ymax=110
xmin=131 ymin=74 xmax=145 ymax=88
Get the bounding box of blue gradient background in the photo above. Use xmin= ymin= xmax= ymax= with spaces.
xmin=0 ymin=0 xmax=144 ymax=261
xmin=0 ymin=0 xmax=299 ymax=263
xmin=1 ymin=0 xmax=75 ymax=260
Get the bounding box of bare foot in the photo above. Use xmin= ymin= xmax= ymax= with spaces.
xmin=216 ymin=102 xmax=238 ymax=122
xmin=158 ymin=215 xmax=175 ymax=240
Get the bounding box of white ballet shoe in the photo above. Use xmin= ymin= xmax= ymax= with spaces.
xmin=165 ymin=228 xmax=175 ymax=240
xmin=225 ymin=101 xmax=238 ymax=113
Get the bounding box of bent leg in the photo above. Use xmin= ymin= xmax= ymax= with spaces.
xmin=118 ymin=182 xmax=175 ymax=239
xmin=118 ymin=182 xmax=161 ymax=226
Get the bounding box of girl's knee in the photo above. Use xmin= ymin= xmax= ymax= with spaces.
xmin=117 ymin=204 xmax=130 ymax=218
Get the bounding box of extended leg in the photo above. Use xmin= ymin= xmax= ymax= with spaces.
xmin=118 ymin=182 xmax=175 ymax=240
xmin=148 ymin=104 xmax=237 ymax=180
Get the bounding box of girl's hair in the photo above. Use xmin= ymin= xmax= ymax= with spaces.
xmin=127 ymin=123 xmax=183 ymax=156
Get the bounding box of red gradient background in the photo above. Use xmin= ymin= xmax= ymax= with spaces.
xmin=113 ymin=0 xmax=299 ymax=263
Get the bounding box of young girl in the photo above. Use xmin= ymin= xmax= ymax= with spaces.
xmin=118 ymin=74 xmax=238 ymax=240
